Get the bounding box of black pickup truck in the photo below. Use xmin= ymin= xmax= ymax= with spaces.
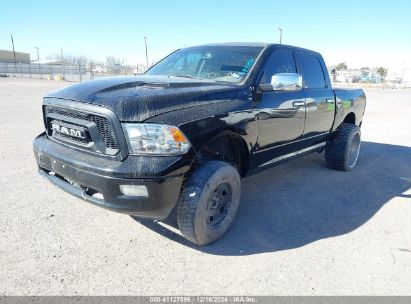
xmin=33 ymin=43 xmax=366 ymax=245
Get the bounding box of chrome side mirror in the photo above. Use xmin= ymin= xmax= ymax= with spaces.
xmin=259 ymin=73 xmax=303 ymax=92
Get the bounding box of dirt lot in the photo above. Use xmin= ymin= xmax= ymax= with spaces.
xmin=0 ymin=77 xmax=410 ymax=295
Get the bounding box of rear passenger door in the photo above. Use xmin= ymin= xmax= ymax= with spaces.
xmin=295 ymin=51 xmax=335 ymax=141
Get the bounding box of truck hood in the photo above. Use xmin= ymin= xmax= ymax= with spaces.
xmin=45 ymin=75 xmax=239 ymax=121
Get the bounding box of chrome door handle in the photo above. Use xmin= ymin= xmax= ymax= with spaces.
xmin=292 ymin=100 xmax=305 ymax=107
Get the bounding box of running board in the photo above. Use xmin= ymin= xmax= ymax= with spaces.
xmin=259 ymin=142 xmax=326 ymax=168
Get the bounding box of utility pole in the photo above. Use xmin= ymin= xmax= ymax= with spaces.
xmin=35 ymin=46 xmax=42 ymax=79
xmin=278 ymin=28 xmax=283 ymax=44
xmin=60 ymin=48 xmax=65 ymax=80
xmin=144 ymin=36 xmax=149 ymax=69
xmin=10 ymin=34 xmax=17 ymax=76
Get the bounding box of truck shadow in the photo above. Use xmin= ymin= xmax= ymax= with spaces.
xmin=132 ymin=141 xmax=411 ymax=255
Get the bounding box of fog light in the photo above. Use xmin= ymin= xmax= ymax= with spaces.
xmin=119 ymin=185 xmax=148 ymax=197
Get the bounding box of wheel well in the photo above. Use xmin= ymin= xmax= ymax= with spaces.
xmin=343 ymin=112 xmax=356 ymax=125
xmin=197 ymin=133 xmax=249 ymax=177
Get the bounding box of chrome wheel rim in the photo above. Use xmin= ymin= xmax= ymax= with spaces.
xmin=348 ymin=132 xmax=361 ymax=167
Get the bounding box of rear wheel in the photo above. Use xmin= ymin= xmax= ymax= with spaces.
xmin=325 ymin=123 xmax=361 ymax=171
xmin=177 ymin=161 xmax=241 ymax=245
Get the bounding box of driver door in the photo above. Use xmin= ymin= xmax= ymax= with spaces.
xmin=253 ymin=47 xmax=306 ymax=169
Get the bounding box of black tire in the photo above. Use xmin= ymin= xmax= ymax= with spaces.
xmin=325 ymin=123 xmax=361 ymax=171
xmin=177 ymin=161 xmax=241 ymax=245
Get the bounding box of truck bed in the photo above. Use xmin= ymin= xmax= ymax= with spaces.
xmin=333 ymin=88 xmax=366 ymax=130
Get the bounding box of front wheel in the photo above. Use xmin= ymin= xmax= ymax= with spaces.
xmin=177 ymin=161 xmax=241 ymax=245
xmin=325 ymin=123 xmax=361 ymax=171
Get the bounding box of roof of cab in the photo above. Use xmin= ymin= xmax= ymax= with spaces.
xmin=195 ymin=42 xmax=272 ymax=47
xmin=186 ymin=42 xmax=320 ymax=55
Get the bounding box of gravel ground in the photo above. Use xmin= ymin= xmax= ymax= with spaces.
xmin=0 ymin=77 xmax=410 ymax=295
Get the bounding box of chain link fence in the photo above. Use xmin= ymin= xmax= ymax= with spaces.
xmin=0 ymin=62 xmax=143 ymax=82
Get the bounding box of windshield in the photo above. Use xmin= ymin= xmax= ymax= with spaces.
xmin=146 ymin=46 xmax=264 ymax=83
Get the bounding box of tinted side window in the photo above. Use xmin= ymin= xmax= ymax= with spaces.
xmin=261 ymin=48 xmax=296 ymax=84
xmin=297 ymin=52 xmax=326 ymax=89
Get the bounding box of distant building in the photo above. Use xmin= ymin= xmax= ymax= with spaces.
xmin=0 ymin=50 xmax=30 ymax=63
xmin=334 ymin=69 xmax=362 ymax=83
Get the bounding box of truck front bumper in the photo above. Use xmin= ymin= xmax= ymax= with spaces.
xmin=33 ymin=133 xmax=190 ymax=220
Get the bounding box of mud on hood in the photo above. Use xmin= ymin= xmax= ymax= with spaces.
xmin=45 ymin=75 xmax=239 ymax=121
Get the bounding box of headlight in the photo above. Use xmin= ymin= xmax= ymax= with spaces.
xmin=122 ymin=123 xmax=191 ymax=155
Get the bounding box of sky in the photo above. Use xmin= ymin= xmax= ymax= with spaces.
xmin=1 ymin=0 xmax=411 ymax=73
